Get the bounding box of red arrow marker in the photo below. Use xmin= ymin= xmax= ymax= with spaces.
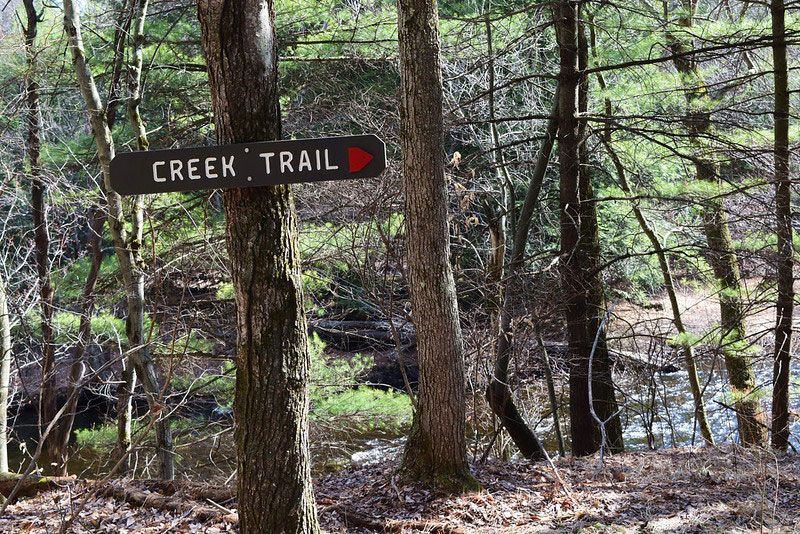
xmin=348 ymin=147 xmax=374 ymax=173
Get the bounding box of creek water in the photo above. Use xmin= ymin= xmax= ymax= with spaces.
xmin=6 ymin=357 xmax=798 ymax=481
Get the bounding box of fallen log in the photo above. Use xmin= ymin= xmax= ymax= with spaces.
xmin=310 ymin=320 xmax=415 ymax=351
xmin=0 ymin=473 xmax=78 ymax=503
xmin=98 ymin=483 xmax=237 ymax=523
xmin=543 ymin=342 xmax=679 ymax=374
xmin=137 ymin=479 xmax=235 ymax=503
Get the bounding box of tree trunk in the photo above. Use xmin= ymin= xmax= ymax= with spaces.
xmin=114 ymin=0 xmax=158 ymax=476
xmin=770 ymin=0 xmax=793 ymax=451
xmin=487 ymin=90 xmax=558 ymax=460
xmin=22 ymin=0 xmax=57 ymax=466
xmin=586 ymin=10 xmax=714 ymax=447
xmin=666 ymin=2 xmax=766 ymax=447
xmin=50 ymin=207 xmax=106 ymax=476
xmin=62 ymin=0 xmax=175 ymax=478
xmin=197 ymin=1 xmax=319 ymax=532
xmin=556 ymin=0 xmax=623 ymax=456
xmin=51 ymin=0 xmax=130 ymax=473
xmin=396 ymin=0 xmax=478 ymax=491
xmin=0 ymin=272 xmax=11 ymax=473
xmin=577 ymin=18 xmax=624 ymax=454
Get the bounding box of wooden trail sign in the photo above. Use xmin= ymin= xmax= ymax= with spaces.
xmin=110 ymin=134 xmax=386 ymax=196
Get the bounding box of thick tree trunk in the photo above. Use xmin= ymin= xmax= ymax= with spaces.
xmin=666 ymin=2 xmax=766 ymax=447
xmin=577 ymin=19 xmax=623 ymax=454
xmin=62 ymin=0 xmax=175 ymax=478
xmin=770 ymin=0 xmax=793 ymax=451
xmin=0 ymin=272 xmax=11 ymax=473
xmin=22 ymin=0 xmax=57 ymax=465
xmin=396 ymin=0 xmax=478 ymax=491
xmin=557 ymin=0 xmax=589 ymax=456
xmin=197 ymin=1 xmax=319 ymax=532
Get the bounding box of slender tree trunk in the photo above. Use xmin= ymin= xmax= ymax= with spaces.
xmin=114 ymin=0 xmax=162 ymax=476
xmin=666 ymin=2 xmax=765 ymax=447
xmin=487 ymin=90 xmax=558 ymax=460
xmin=586 ymin=13 xmax=714 ymax=446
xmin=770 ymin=0 xmax=793 ymax=451
xmin=62 ymin=0 xmax=175 ymax=479
xmin=22 ymin=0 xmax=56 ymax=465
xmin=197 ymin=1 xmax=319 ymax=532
xmin=484 ymin=14 xmax=510 ymax=339
xmin=0 ymin=272 xmax=11 ymax=473
xmin=50 ymin=208 xmax=105 ymax=476
xmin=396 ymin=0 xmax=478 ymax=491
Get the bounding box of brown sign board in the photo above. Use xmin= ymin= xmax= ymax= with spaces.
xmin=109 ymin=134 xmax=386 ymax=196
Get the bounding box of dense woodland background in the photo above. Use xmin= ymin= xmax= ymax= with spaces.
xmin=0 ymin=0 xmax=798 ymax=531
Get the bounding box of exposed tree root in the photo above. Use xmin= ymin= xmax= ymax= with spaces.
xmin=0 ymin=473 xmax=77 ymax=503
xmin=97 ymin=483 xmax=237 ymax=524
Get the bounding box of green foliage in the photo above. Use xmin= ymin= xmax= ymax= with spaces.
xmin=312 ymin=387 xmax=411 ymax=433
xmin=54 ymin=255 xmax=118 ymax=302
xmin=669 ymin=331 xmax=702 ymax=348
xmin=170 ymin=360 xmax=236 ymax=402
xmin=14 ymin=308 xmax=154 ymax=346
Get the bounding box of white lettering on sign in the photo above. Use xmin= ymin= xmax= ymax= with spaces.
xmin=259 ymin=152 xmax=275 ymax=173
xmin=325 ymin=149 xmax=338 ymax=170
xmin=279 ymin=151 xmax=294 ymax=173
xmin=187 ymin=158 xmax=201 ymax=180
xmin=222 ymin=156 xmax=235 ymax=177
xmin=170 ymin=160 xmax=184 ymax=181
xmin=153 ymin=161 xmax=166 ymax=182
xmin=146 ymin=145 xmax=351 ymax=186
xmin=205 ymin=157 xmax=218 ymax=178
xmin=298 ymin=150 xmax=312 ymax=172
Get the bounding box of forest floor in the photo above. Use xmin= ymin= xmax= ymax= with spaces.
xmin=1 ymin=445 xmax=798 ymax=533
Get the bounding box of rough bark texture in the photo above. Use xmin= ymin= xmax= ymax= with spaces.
xmin=0 ymin=272 xmax=10 ymax=473
xmin=666 ymin=2 xmax=765 ymax=447
xmin=197 ymin=1 xmax=319 ymax=532
xmin=557 ymin=0 xmax=623 ymax=456
xmin=396 ymin=0 xmax=477 ymax=492
xmin=770 ymin=0 xmax=793 ymax=451
xmin=62 ymin=0 xmax=175 ymax=478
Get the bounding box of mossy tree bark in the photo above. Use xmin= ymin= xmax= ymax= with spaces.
xmin=62 ymin=0 xmax=175 ymax=478
xmin=197 ymin=1 xmax=319 ymax=532
xmin=396 ymin=0 xmax=478 ymax=491
xmin=770 ymin=0 xmax=793 ymax=451
xmin=666 ymin=1 xmax=766 ymax=447
xmin=557 ymin=0 xmax=623 ymax=456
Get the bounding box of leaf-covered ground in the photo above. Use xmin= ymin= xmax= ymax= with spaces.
xmin=2 ymin=446 xmax=798 ymax=533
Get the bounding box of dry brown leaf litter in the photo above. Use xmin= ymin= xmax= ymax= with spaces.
xmin=0 ymin=446 xmax=797 ymax=533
